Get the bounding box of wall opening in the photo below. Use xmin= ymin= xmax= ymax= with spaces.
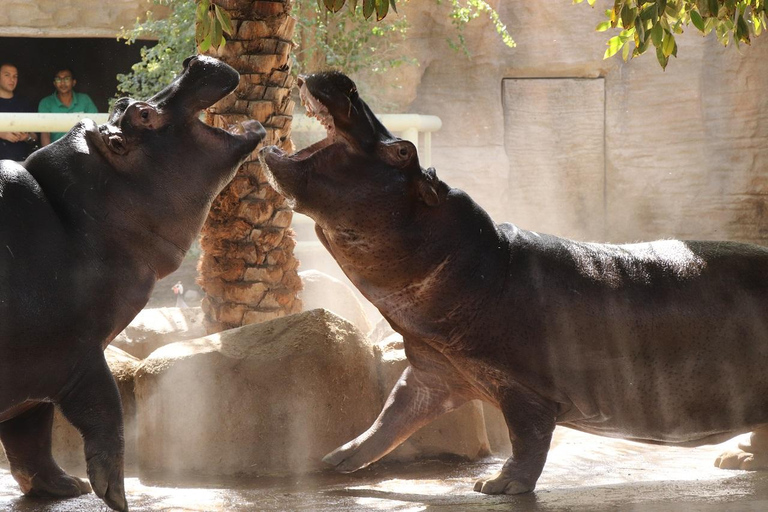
xmin=0 ymin=37 xmax=154 ymax=112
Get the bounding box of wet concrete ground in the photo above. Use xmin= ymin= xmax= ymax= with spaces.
xmin=2 ymin=427 xmax=768 ymax=511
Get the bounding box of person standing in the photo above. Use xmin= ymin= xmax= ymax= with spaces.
xmin=38 ymin=68 xmax=98 ymax=146
xmin=0 ymin=62 xmax=38 ymax=161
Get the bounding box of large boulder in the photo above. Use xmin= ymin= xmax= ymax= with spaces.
xmin=111 ymin=306 xmax=206 ymax=359
xmin=134 ymin=309 xmax=382 ymax=483
xmin=299 ymin=269 xmax=372 ymax=335
xmin=0 ymin=346 xmax=140 ymax=475
xmin=374 ymin=333 xmax=492 ymax=462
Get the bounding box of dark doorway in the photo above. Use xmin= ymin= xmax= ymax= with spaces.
xmin=0 ymin=37 xmax=155 ymax=113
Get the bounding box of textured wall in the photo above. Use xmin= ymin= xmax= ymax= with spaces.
xmin=0 ymin=0 xmax=167 ymax=38
xmin=388 ymin=1 xmax=768 ymax=245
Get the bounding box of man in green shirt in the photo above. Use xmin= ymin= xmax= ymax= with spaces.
xmin=38 ymin=68 xmax=98 ymax=146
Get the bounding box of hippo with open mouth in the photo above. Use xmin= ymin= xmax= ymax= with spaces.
xmin=260 ymin=71 xmax=768 ymax=496
xmin=0 ymin=56 xmax=265 ymax=511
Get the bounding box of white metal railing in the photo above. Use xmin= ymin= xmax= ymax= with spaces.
xmin=0 ymin=113 xmax=109 ymax=131
xmin=0 ymin=112 xmax=442 ymax=166
xmin=292 ymin=113 xmax=441 ymax=167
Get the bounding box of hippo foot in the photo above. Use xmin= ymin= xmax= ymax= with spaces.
xmin=13 ymin=466 xmax=92 ymax=498
xmin=323 ymin=441 xmax=371 ymax=473
xmin=473 ymin=472 xmax=535 ymax=495
xmin=86 ymin=452 xmax=128 ymax=512
xmin=715 ymin=430 xmax=768 ymax=470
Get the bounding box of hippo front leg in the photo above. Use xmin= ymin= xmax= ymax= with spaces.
xmin=474 ymin=388 xmax=557 ymax=495
xmin=0 ymin=402 xmax=91 ymax=498
xmin=323 ymin=365 xmax=468 ymax=472
xmin=58 ymin=351 xmax=127 ymax=512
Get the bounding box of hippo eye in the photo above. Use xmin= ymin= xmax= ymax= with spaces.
xmin=141 ymin=110 xmax=150 ymax=120
xmin=398 ymin=146 xmax=409 ymax=158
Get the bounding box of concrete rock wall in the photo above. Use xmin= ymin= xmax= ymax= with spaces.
xmin=385 ymin=1 xmax=768 ymax=244
xmin=0 ymin=0 xmax=167 ymax=38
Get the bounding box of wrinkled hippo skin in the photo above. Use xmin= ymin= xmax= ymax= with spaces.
xmin=261 ymin=71 xmax=768 ymax=495
xmin=0 ymin=56 xmax=265 ymax=511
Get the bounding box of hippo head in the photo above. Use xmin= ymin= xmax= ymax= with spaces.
xmin=260 ymin=71 xmax=447 ymax=278
xmin=25 ymin=55 xmax=265 ymax=277
xmin=89 ymin=55 xmax=265 ymax=192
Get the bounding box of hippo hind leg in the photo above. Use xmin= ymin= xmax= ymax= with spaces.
xmin=715 ymin=425 xmax=768 ymax=470
xmin=0 ymin=402 xmax=91 ymax=498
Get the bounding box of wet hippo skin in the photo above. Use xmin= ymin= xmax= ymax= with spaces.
xmin=0 ymin=56 xmax=265 ymax=511
xmin=260 ymin=70 xmax=768 ymax=496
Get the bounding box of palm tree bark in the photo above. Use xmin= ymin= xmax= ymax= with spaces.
xmin=199 ymin=0 xmax=302 ymax=333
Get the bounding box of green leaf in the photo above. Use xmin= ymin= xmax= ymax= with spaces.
xmin=323 ymin=0 xmax=336 ymax=11
xmin=390 ymin=0 xmax=397 ymax=14
xmin=636 ymin=17 xmax=645 ymax=42
xmin=737 ymin=14 xmax=751 ymax=44
xmin=363 ymin=0 xmax=375 ymax=19
xmin=651 ymin=22 xmax=663 ymax=46
xmin=596 ymin=20 xmax=612 ymax=32
xmin=690 ymin=9 xmax=705 ymax=31
xmin=199 ymin=30 xmax=212 ymax=53
xmin=656 ymin=45 xmax=669 ymax=69
xmin=620 ymin=5 xmax=635 ymax=28
xmin=604 ymin=35 xmax=624 ymax=58
xmin=375 ymin=0 xmax=389 ymax=21
xmin=707 ymin=0 xmax=718 ymax=17
xmin=622 ymin=39 xmax=632 ymax=61
xmin=200 ymin=6 xmax=211 ymax=39
xmin=661 ymin=31 xmax=675 ymax=57
xmin=214 ymin=5 xmax=234 ymax=36
xmin=212 ymin=13 xmax=223 ymax=49
xmin=588 ymin=0 xmax=596 ymax=5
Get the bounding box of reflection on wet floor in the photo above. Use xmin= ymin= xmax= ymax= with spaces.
xmin=2 ymin=427 xmax=768 ymax=511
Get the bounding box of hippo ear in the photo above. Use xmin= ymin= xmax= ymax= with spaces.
xmin=105 ymin=131 xmax=129 ymax=155
xmin=109 ymin=98 xmax=131 ymax=124
xmin=418 ymin=167 xmax=441 ymax=207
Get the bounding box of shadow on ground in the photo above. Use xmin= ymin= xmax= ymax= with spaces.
xmin=2 ymin=428 xmax=768 ymax=511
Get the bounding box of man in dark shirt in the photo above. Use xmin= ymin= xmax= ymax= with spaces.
xmin=0 ymin=63 xmax=38 ymax=161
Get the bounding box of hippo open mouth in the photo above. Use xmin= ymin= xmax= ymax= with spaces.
xmin=89 ymin=55 xmax=264 ymax=161
xmin=259 ymin=71 xmax=395 ymax=206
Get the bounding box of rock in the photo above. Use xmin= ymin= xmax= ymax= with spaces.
xmin=373 ymin=333 xmax=492 ymax=463
xmin=134 ymin=309 xmax=382 ymax=483
xmin=369 ymin=317 xmax=396 ymax=344
xmin=481 ymin=401 xmax=513 ymax=457
xmin=111 ymin=307 xmax=206 ymax=359
xmin=1 ymin=346 xmax=141 ymax=475
xmin=299 ymin=269 xmax=372 ymax=335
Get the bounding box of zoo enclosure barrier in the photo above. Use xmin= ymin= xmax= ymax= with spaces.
xmin=0 ymin=113 xmax=442 ymax=167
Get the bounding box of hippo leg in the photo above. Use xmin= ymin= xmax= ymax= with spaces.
xmin=0 ymin=402 xmax=92 ymax=498
xmin=323 ymin=365 xmax=468 ymax=472
xmin=715 ymin=425 xmax=768 ymax=470
xmin=58 ymin=352 xmax=127 ymax=512
xmin=474 ymin=389 xmax=557 ymax=495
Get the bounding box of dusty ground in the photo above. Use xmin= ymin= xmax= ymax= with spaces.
xmin=2 ymin=427 xmax=767 ymax=511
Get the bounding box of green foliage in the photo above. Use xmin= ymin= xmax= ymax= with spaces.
xmin=195 ymin=0 xmax=234 ymax=53
xmin=116 ymin=0 xmax=196 ymax=102
xmin=441 ymin=0 xmax=516 ymax=56
xmin=575 ymin=0 xmax=767 ymax=69
xmin=316 ymin=0 xmax=515 ymax=56
xmin=294 ymin=2 xmax=413 ymax=74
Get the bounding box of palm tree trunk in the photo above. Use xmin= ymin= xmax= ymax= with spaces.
xmin=199 ymin=0 xmax=302 ymax=333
